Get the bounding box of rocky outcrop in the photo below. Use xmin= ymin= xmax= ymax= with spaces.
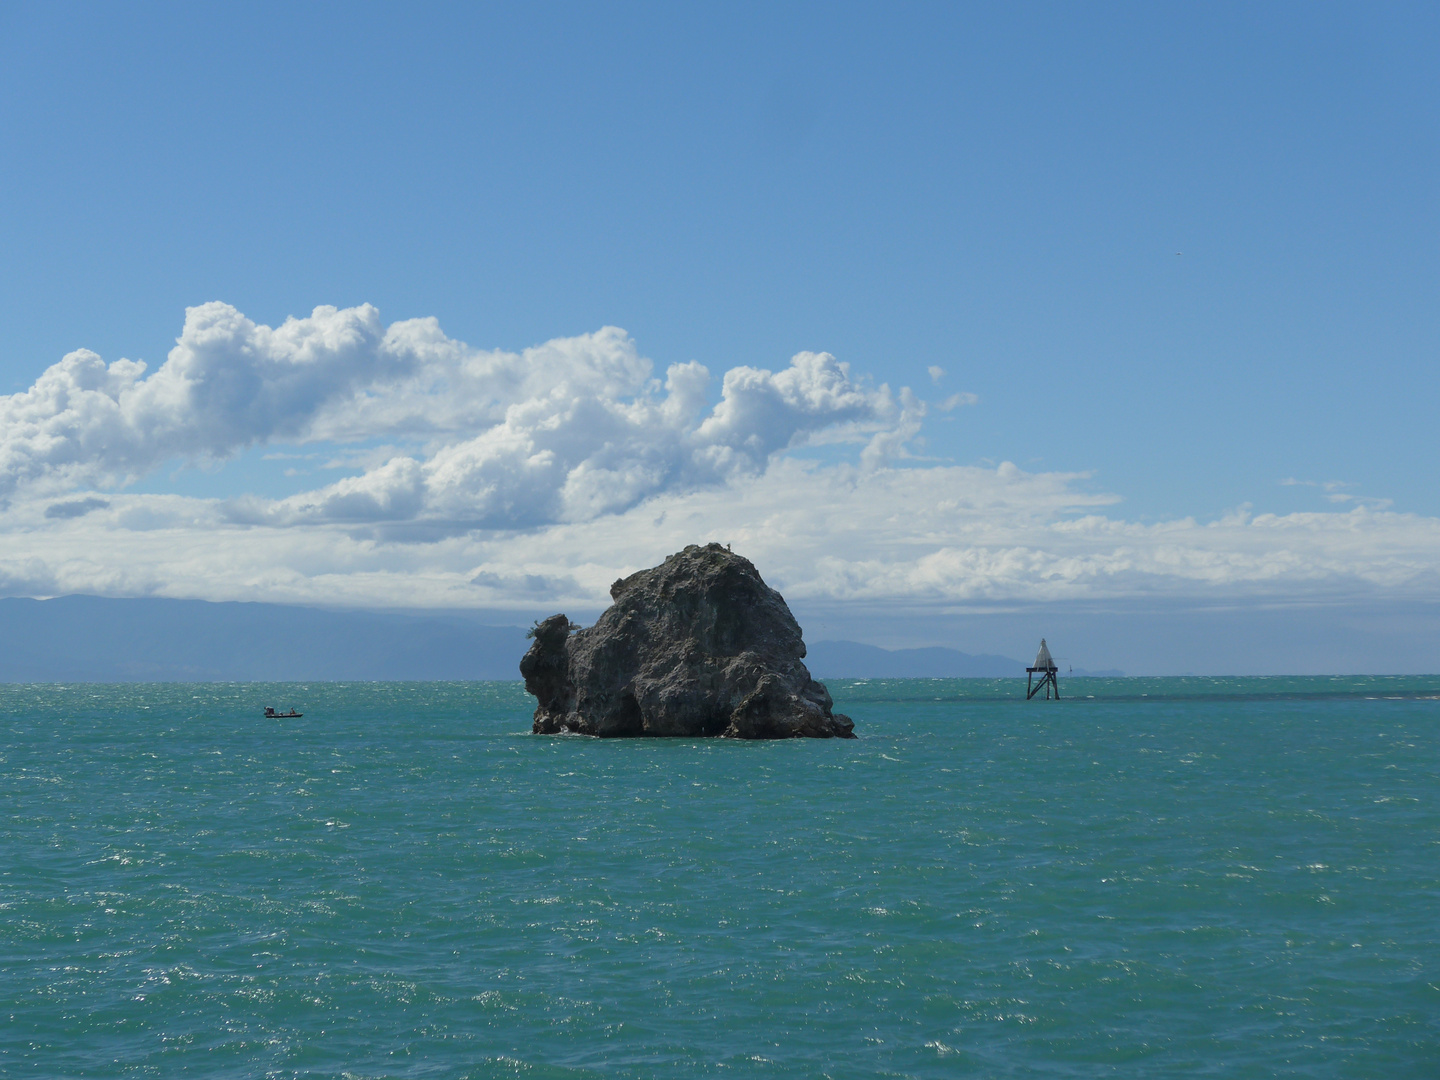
xmin=520 ymin=544 xmax=856 ymax=739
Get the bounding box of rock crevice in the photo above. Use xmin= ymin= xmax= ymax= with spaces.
xmin=520 ymin=544 xmax=855 ymax=739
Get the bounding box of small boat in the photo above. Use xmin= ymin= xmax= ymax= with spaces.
xmin=264 ymin=707 xmax=303 ymax=718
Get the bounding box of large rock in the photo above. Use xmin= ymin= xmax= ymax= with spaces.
xmin=520 ymin=544 xmax=856 ymax=739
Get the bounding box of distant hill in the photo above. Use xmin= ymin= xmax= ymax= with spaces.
xmin=0 ymin=596 xmax=529 ymax=682
xmin=805 ymin=641 xmax=1123 ymax=679
xmin=806 ymin=640 xmax=1025 ymax=678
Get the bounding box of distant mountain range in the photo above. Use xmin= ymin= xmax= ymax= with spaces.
xmin=805 ymin=640 xmax=1024 ymax=678
xmin=0 ymin=596 xmax=1121 ymax=682
xmin=805 ymin=640 xmax=1122 ymax=679
xmin=0 ymin=596 xmax=530 ymax=682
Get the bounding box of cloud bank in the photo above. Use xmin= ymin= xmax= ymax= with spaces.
xmin=1 ymin=303 xmax=909 ymax=530
xmin=0 ymin=302 xmax=1436 ymax=614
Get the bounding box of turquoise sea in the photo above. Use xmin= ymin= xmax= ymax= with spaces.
xmin=2 ymin=677 xmax=1437 ymax=1078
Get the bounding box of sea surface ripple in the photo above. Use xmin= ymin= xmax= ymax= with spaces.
xmin=1 ymin=677 xmax=1437 ymax=1077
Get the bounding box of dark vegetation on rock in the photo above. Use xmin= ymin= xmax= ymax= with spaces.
xmin=519 ymin=544 xmax=856 ymax=739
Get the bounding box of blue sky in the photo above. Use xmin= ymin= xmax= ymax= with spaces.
xmin=0 ymin=3 xmax=1437 ymax=671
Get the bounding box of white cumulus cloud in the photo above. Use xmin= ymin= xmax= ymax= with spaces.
xmin=0 ymin=303 xmax=910 ymax=530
